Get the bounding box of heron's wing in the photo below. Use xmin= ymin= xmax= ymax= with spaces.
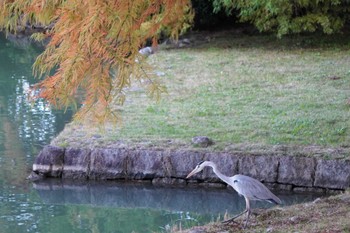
xmin=232 ymin=175 xmax=281 ymax=204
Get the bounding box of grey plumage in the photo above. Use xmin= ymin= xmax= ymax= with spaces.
xmin=186 ymin=161 xmax=281 ymax=228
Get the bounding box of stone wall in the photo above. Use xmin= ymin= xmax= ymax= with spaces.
xmin=30 ymin=145 xmax=350 ymax=192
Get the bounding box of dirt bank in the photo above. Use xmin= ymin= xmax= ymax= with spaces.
xmin=179 ymin=191 xmax=350 ymax=233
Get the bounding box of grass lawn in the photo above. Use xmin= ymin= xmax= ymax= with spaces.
xmin=53 ymin=30 xmax=350 ymax=158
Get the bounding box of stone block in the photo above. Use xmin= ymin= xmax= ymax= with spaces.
xmin=89 ymin=148 xmax=128 ymax=179
xmin=169 ymin=150 xmax=204 ymax=178
xmin=32 ymin=145 xmax=65 ymax=177
xmin=314 ymin=159 xmax=350 ymax=189
xmin=62 ymin=148 xmax=91 ymax=179
xmin=239 ymin=155 xmax=278 ymax=182
xmin=278 ymin=156 xmax=316 ymax=187
xmin=202 ymin=153 xmax=239 ymax=182
xmin=127 ymin=149 xmax=166 ymax=179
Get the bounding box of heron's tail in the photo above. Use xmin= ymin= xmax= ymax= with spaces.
xmin=266 ymin=193 xmax=282 ymax=205
xmin=267 ymin=198 xmax=281 ymax=205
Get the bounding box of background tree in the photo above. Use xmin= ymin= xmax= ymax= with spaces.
xmin=191 ymin=0 xmax=237 ymax=30
xmin=211 ymin=0 xmax=350 ymax=37
xmin=0 ymin=0 xmax=193 ymax=123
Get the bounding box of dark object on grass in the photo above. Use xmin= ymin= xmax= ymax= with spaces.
xmin=191 ymin=136 xmax=214 ymax=147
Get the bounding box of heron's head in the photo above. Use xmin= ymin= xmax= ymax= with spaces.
xmin=186 ymin=161 xmax=207 ymax=178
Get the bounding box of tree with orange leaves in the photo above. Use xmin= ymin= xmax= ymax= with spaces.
xmin=0 ymin=0 xmax=193 ymax=123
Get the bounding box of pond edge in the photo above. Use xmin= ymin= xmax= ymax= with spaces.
xmin=29 ymin=145 xmax=350 ymax=193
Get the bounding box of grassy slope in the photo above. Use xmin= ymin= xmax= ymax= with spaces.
xmin=178 ymin=191 xmax=350 ymax=233
xmin=53 ymin=30 xmax=350 ymax=159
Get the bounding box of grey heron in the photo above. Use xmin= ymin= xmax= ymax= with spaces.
xmin=186 ymin=161 xmax=281 ymax=228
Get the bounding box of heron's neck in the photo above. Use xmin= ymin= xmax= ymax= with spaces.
xmin=206 ymin=162 xmax=232 ymax=185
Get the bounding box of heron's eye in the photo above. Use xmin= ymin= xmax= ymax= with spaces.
xmin=197 ymin=161 xmax=205 ymax=166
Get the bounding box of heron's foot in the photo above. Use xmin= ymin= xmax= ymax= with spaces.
xmin=243 ymin=210 xmax=251 ymax=229
xmin=221 ymin=210 xmax=248 ymax=224
xmin=221 ymin=218 xmax=240 ymax=225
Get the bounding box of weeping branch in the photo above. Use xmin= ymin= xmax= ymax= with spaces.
xmin=0 ymin=0 xmax=193 ymax=123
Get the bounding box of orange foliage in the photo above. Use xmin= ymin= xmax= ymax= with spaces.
xmin=0 ymin=0 xmax=193 ymax=123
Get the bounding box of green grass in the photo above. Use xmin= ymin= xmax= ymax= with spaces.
xmin=54 ymin=31 xmax=350 ymax=155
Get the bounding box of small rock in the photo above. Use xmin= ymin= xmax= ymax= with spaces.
xmin=181 ymin=38 xmax=191 ymax=45
xmin=139 ymin=47 xmax=154 ymax=57
xmin=289 ymin=216 xmax=303 ymax=223
xmin=155 ymin=71 xmax=165 ymax=76
xmin=191 ymin=136 xmax=214 ymax=147
xmin=27 ymin=171 xmax=45 ymax=181
xmin=289 ymin=216 xmax=298 ymax=222
xmin=178 ymin=39 xmax=191 ymax=48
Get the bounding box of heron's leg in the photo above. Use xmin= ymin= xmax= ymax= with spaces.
xmin=243 ymin=197 xmax=251 ymax=228
xmin=221 ymin=209 xmax=247 ymax=224
xmin=243 ymin=209 xmax=251 ymax=228
xmin=222 ymin=196 xmax=252 ymax=226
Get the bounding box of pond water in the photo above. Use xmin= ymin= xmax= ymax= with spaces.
xmin=0 ymin=34 xmax=324 ymax=233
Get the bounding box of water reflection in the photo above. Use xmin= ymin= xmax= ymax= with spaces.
xmin=7 ymin=76 xmax=62 ymax=149
xmin=0 ymin=33 xmax=73 ymax=187
xmin=33 ymin=179 xmax=323 ymax=213
xmin=28 ymin=179 xmax=324 ymax=233
xmin=0 ymin=33 xmax=72 ymax=232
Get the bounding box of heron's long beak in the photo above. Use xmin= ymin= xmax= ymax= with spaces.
xmin=186 ymin=168 xmax=199 ymax=179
